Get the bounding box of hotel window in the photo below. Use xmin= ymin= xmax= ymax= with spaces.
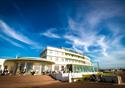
xmin=50 ymin=57 xmax=52 ymax=60
xmin=55 ymin=65 xmax=59 ymax=71
xmin=60 ymin=52 xmax=63 ymax=55
xmin=80 ymin=62 xmax=82 ymax=64
xmin=70 ymin=60 xmax=72 ymax=62
xmin=76 ymin=61 xmax=78 ymax=63
xmin=63 ymin=58 xmax=65 ymax=62
xmin=68 ymin=59 xmax=70 ymax=62
xmin=65 ymin=59 xmax=68 ymax=62
xmin=74 ymin=60 xmax=75 ymax=63
xmin=83 ymin=61 xmax=85 ymax=64
xmin=55 ymin=57 xmax=58 ymax=61
xmin=60 ymin=58 xmax=64 ymax=62
xmin=71 ymin=60 xmax=73 ymax=63
xmin=69 ymin=60 xmax=71 ymax=62
xmin=54 ymin=51 xmax=57 ymax=55
xmin=68 ymin=60 xmax=70 ymax=62
xmin=60 ymin=52 xmax=62 ymax=55
xmin=57 ymin=51 xmax=59 ymax=55
xmin=67 ymin=59 xmax=69 ymax=62
xmin=58 ymin=52 xmax=62 ymax=55
xmin=52 ymin=57 xmax=55 ymax=61
xmin=58 ymin=52 xmax=60 ymax=55
xmin=48 ymin=50 xmax=53 ymax=54
xmin=74 ymin=60 xmax=76 ymax=63
xmin=63 ymin=53 xmax=65 ymax=55
xmin=61 ymin=52 xmax=63 ymax=55
xmin=79 ymin=61 xmax=81 ymax=64
xmin=47 ymin=56 xmax=52 ymax=60
xmin=58 ymin=58 xmax=61 ymax=61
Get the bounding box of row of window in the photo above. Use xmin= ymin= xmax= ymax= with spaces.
xmin=47 ymin=56 xmax=64 ymax=62
xmin=48 ymin=50 xmax=85 ymax=60
xmin=65 ymin=53 xmax=84 ymax=60
xmin=47 ymin=50 xmax=64 ymax=56
xmin=73 ymin=66 xmax=95 ymax=73
xmin=47 ymin=56 xmax=86 ymax=64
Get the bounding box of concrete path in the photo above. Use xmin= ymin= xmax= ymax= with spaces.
xmin=0 ymin=75 xmax=125 ymax=88
xmin=0 ymin=75 xmax=60 ymax=88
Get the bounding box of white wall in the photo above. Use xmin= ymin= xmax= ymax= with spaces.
xmin=52 ymin=72 xmax=98 ymax=81
xmin=43 ymin=46 xmax=93 ymax=72
xmin=0 ymin=59 xmax=6 ymax=70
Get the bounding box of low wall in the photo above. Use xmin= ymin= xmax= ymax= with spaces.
xmin=51 ymin=72 xmax=97 ymax=81
xmin=117 ymin=72 xmax=125 ymax=83
xmin=101 ymin=76 xmax=118 ymax=83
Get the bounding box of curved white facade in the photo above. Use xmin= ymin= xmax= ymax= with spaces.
xmin=40 ymin=46 xmax=94 ymax=72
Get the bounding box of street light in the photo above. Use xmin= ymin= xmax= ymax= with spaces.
xmin=97 ymin=61 xmax=99 ymax=72
xmin=91 ymin=61 xmax=100 ymax=72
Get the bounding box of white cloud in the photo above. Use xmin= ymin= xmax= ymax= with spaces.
xmin=65 ymin=18 xmax=104 ymax=53
xmin=63 ymin=1 xmax=125 ymax=68
xmin=65 ymin=21 xmax=125 ymax=68
xmin=96 ymin=36 xmax=109 ymax=56
xmin=86 ymin=0 xmax=125 ymax=28
xmin=0 ymin=20 xmax=38 ymax=47
xmin=0 ymin=34 xmax=23 ymax=48
xmin=95 ymin=48 xmax=125 ymax=68
xmin=41 ymin=28 xmax=60 ymax=38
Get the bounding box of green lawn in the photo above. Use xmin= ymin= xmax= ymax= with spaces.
xmin=97 ymin=71 xmax=115 ymax=76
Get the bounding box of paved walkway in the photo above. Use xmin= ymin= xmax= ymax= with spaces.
xmin=0 ymin=75 xmax=60 ymax=88
xmin=0 ymin=75 xmax=125 ymax=88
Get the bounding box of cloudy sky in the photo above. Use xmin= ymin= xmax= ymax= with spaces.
xmin=0 ymin=0 xmax=125 ymax=68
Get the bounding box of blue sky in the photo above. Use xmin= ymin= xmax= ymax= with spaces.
xmin=0 ymin=0 xmax=125 ymax=68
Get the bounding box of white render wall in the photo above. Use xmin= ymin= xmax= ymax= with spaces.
xmin=46 ymin=46 xmax=92 ymax=65
xmin=0 ymin=59 xmax=6 ymax=70
xmin=41 ymin=46 xmax=93 ymax=71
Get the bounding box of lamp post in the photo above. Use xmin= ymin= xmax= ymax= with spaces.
xmin=92 ymin=61 xmax=99 ymax=72
xmin=97 ymin=61 xmax=99 ymax=72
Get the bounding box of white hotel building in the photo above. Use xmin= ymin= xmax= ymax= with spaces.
xmin=0 ymin=46 xmax=96 ymax=81
xmin=40 ymin=46 xmax=95 ymax=73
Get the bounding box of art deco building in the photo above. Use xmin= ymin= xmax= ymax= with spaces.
xmin=40 ymin=46 xmax=95 ymax=73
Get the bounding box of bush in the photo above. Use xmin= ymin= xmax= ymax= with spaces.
xmin=82 ymin=74 xmax=92 ymax=81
